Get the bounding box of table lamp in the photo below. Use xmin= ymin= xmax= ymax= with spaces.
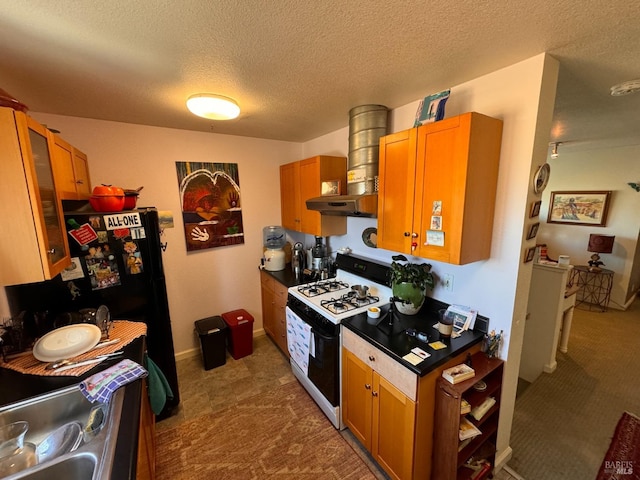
xmin=587 ymin=234 xmax=615 ymax=272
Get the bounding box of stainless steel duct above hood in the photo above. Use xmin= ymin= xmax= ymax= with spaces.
xmin=305 ymin=194 xmax=378 ymax=217
xmin=307 ymin=105 xmax=388 ymax=217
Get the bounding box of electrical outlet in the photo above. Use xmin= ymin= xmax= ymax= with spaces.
xmin=443 ymin=273 xmax=454 ymax=292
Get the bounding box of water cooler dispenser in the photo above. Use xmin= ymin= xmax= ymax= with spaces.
xmin=263 ymin=226 xmax=286 ymax=271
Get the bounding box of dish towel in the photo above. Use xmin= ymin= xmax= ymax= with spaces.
xmin=145 ymin=354 xmax=174 ymax=415
xmin=79 ymin=359 xmax=148 ymax=404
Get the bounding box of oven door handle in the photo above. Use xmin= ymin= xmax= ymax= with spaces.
xmin=310 ymin=328 xmax=334 ymax=342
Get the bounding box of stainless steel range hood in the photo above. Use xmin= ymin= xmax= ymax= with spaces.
xmin=306 ymin=194 xmax=377 ymax=217
xmin=306 ymin=104 xmax=388 ymax=218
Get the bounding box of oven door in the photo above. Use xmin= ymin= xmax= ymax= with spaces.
xmin=308 ymin=329 xmax=339 ymax=406
xmin=285 ymin=306 xmax=339 ymax=407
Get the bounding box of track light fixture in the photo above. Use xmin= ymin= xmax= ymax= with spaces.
xmin=550 ymin=142 xmax=561 ymax=159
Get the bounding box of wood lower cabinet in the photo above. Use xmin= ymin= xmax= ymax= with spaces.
xmin=51 ymin=134 xmax=92 ymax=199
xmin=0 ymin=107 xmax=71 ymax=285
xmin=343 ymin=347 xmax=415 ymax=480
xmin=432 ymin=352 xmax=504 ymax=480
xmin=137 ymin=378 xmax=156 ymax=480
xmin=280 ymin=155 xmax=347 ymax=236
xmin=377 ymin=112 xmax=503 ymax=265
xmin=342 ymin=328 xmax=481 ymax=480
xmin=260 ymin=271 xmax=289 ymax=356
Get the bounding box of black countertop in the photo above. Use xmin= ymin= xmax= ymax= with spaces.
xmin=260 ymin=265 xmax=309 ymax=288
xmin=264 ymin=268 xmax=486 ymax=377
xmin=342 ymin=301 xmax=484 ymax=377
xmin=0 ymin=336 xmax=145 ymax=480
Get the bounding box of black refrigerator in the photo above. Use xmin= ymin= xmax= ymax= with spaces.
xmin=4 ymin=207 xmax=179 ymax=418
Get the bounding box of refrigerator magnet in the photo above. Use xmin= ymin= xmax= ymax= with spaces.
xmin=426 ymin=230 xmax=445 ymax=246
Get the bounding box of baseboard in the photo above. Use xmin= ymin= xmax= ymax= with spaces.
xmin=174 ymin=329 xmax=267 ymax=361
xmin=495 ymin=445 xmax=513 ymax=472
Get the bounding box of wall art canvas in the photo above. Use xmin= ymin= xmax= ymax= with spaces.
xmin=176 ymin=162 xmax=244 ymax=251
xmin=547 ymin=191 xmax=611 ymax=226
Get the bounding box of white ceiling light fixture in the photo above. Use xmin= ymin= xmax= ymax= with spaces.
xmin=550 ymin=142 xmax=562 ymax=159
xmin=610 ymin=79 xmax=640 ymax=96
xmin=186 ymin=94 xmax=240 ymax=120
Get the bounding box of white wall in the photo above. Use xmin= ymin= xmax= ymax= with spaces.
xmin=537 ymin=145 xmax=640 ymax=308
xmin=27 ymin=114 xmax=303 ymax=355
xmin=302 ymin=53 xmax=560 ymax=462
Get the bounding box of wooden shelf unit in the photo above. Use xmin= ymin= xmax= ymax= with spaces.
xmin=432 ymin=352 xmax=504 ymax=480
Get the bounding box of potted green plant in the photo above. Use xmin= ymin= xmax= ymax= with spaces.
xmin=389 ymin=254 xmax=434 ymax=315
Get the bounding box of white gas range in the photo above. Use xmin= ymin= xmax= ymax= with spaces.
xmin=285 ymin=253 xmax=392 ymax=428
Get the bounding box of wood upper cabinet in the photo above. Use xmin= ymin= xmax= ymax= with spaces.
xmin=0 ymin=108 xmax=71 ymax=286
xmin=280 ymin=155 xmax=347 ymax=237
xmin=51 ymin=134 xmax=92 ymax=199
xmin=377 ymin=112 xmax=503 ymax=265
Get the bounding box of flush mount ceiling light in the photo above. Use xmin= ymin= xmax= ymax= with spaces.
xmin=610 ymin=79 xmax=640 ymax=96
xmin=186 ymin=94 xmax=240 ymax=120
xmin=550 ymin=142 xmax=562 ymax=159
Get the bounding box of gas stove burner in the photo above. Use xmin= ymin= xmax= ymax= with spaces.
xmin=298 ymin=284 xmax=327 ymax=297
xmin=316 ymin=279 xmax=349 ymax=292
xmin=298 ymin=279 xmax=349 ymax=298
xmin=320 ymin=293 xmax=381 ymax=315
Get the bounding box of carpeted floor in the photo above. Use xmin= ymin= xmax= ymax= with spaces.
xmin=509 ymin=298 xmax=640 ymax=479
xmin=156 ymin=380 xmax=378 ymax=480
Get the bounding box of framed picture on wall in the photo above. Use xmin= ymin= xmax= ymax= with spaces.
xmin=547 ymin=191 xmax=612 ymax=226
xmin=321 ymin=180 xmax=341 ymax=196
xmin=529 ymin=200 xmax=542 ymax=218
xmin=524 ymin=246 xmax=537 ymax=263
xmin=526 ymin=222 xmax=540 ymax=240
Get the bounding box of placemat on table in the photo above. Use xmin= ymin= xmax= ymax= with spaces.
xmin=0 ymin=320 xmax=147 ymax=377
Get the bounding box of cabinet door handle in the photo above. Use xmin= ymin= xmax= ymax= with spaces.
xmin=368 ymin=355 xmax=375 ymax=361
xmin=372 ymin=391 xmax=378 ymax=397
xmin=76 ymin=180 xmax=84 ymax=184
xmin=404 ymin=232 xmax=411 ymax=237
xmin=47 ymin=248 xmax=56 ymax=255
xmin=365 ymin=384 xmax=371 ymax=390
xmin=411 ymin=232 xmax=418 ymax=238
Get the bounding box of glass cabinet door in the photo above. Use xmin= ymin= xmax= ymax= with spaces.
xmin=24 ymin=117 xmax=69 ymax=274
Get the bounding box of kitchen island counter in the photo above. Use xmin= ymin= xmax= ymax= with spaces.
xmin=341 ymin=300 xmax=485 ymax=376
xmin=0 ymin=335 xmax=147 ymax=480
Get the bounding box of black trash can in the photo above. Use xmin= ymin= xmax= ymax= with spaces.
xmin=194 ymin=316 xmax=228 ymax=370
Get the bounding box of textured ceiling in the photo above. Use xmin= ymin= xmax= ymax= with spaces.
xmin=1 ymin=1 xmax=639 ymax=153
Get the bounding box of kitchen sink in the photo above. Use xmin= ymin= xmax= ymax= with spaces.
xmin=0 ymin=384 xmax=124 ymax=480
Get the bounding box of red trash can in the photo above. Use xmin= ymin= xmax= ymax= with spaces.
xmin=221 ymin=309 xmax=254 ymax=359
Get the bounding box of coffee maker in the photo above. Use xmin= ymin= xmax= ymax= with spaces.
xmin=311 ymin=236 xmax=326 ymax=272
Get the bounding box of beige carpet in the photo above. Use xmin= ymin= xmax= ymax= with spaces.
xmin=156 ymin=381 xmax=377 ymax=480
xmin=509 ymin=298 xmax=640 ymax=479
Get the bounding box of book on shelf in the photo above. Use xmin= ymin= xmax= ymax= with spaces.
xmin=458 ymin=437 xmax=473 ymax=452
xmin=470 ymin=396 xmax=496 ymax=421
xmin=461 ymin=398 xmax=471 ymax=415
xmin=442 ymin=363 xmax=475 ymax=384
xmin=459 ymin=417 xmax=482 ymax=441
